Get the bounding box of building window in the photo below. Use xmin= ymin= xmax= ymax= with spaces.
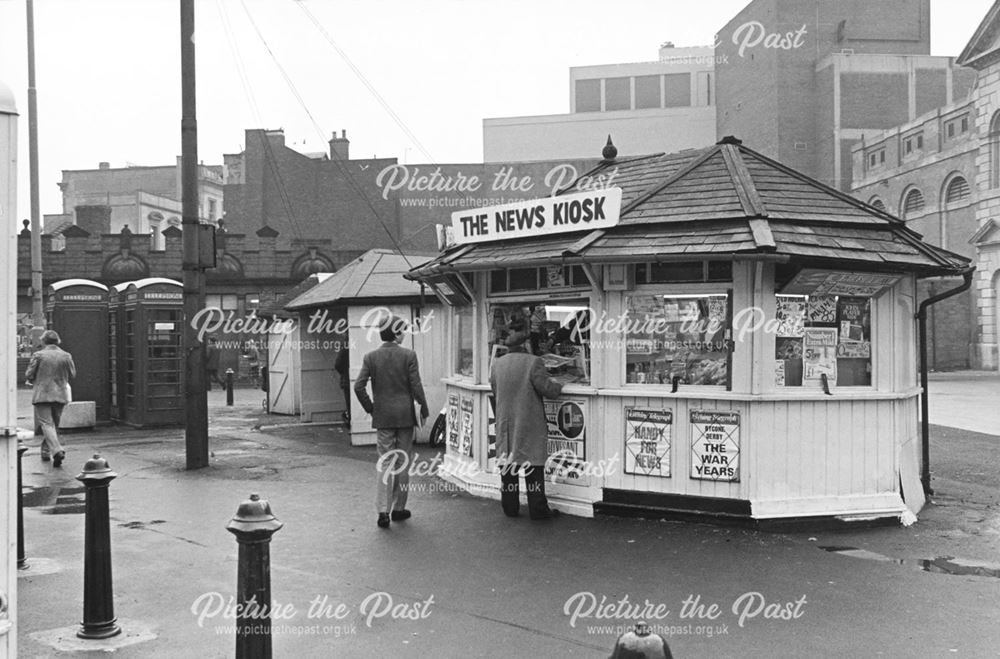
xmin=867 ymin=149 xmax=885 ymax=168
xmin=663 ymin=73 xmax=691 ymax=107
xmin=868 ymin=197 xmax=886 ymax=212
xmin=635 ymin=75 xmax=661 ymax=109
xmin=903 ymin=133 xmax=923 ymax=155
xmin=208 ymin=199 xmax=217 ymax=220
xmin=901 ymin=188 xmax=925 ymax=219
xmin=990 ymin=111 xmax=1000 ymax=188
xmin=575 ymin=79 xmax=601 ymax=113
xmin=961 ymin=116 xmax=968 ymax=133
xmin=605 ymin=77 xmax=631 ymax=111
xmin=944 ymin=175 xmax=970 ymax=205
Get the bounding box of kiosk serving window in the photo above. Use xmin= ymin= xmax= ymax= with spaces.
xmin=774 ymin=295 xmax=872 ymax=387
xmin=487 ymin=300 xmax=590 ymax=385
xmin=454 ymin=304 xmax=474 ymax=377
xmin=625 ymin=294 xmax=731 ymax=387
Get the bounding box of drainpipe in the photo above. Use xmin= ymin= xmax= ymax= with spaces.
xmin=915 ymin=269 xmax=974 ymax=496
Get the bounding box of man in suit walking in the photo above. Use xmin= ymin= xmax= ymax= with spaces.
xmin=490 ymin=328 xmax=563 ymax=520
xmin=25 ymin=330 xmax=76 ymax=468
xmin=355 ymin=315 xmax=429 ymax=529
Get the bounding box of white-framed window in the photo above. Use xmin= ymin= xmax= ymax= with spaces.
xmin=454 ymin=304 xmax=473 ymax=378
xmin=624 ymin=291 xmax=731 ymax=388
xmin=774 ymin=294 xmax=872 ymax=388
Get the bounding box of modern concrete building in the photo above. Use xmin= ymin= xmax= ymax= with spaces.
xmin=716 ymin=0 xmax=976 ymax=191
xmin=483 ymin=44 xmax=717 ymax=162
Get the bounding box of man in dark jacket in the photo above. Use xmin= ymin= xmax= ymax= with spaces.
xmin=355 ymin=316 xmax=429 ymax=528
xmin=25 ymin=330 xmax=76 ymax=467
xmin=334 ymin=346 xmax=351 ymax=427
xmin=489 ymin=329 xmax=563 ymax=519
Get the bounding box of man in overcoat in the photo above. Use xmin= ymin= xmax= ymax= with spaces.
xmin=25 ymin=330 xmax=76 ymax=468
xmin=355 ymin=316 xmax=429 ymax=528
xmin=489 ymin=330 xmax=564 ymax=519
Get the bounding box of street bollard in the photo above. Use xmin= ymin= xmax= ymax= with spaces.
xmin=76 ymin=454 xmax=122 ymax=639
xmin=227 ymin=493 xmax=283 ymax=659
xmin=17 ymin=441 xmax=28 ymax=569
xmin=226 ymin=368 xmax=234 ymax=407
xmin=609 ymin=621 xmax=674 ymax=659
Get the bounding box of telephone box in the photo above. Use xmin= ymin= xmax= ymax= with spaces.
xmin=45 ymin=279 xmax=110 ymax=421
xmin=108 ymin=281 xmax=130 ymax=422
xmin=121 ymin=278 xmax=184 ymax=427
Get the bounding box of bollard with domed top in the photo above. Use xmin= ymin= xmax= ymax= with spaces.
xmin=226 ymin=368 xmax=234 ymax=406
xmin=76 ymin=454 xmax=122 ymax=639
xmin=608 ymin=621 xmax=673 ymax=659
xmin=227 ymin=493 xmax=283 ymax=659
xmin=17 ymin=441 xmax=28 ymax=569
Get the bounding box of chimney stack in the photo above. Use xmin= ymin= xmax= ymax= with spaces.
xmin=329 ymin=129 xmax=350 ymax=160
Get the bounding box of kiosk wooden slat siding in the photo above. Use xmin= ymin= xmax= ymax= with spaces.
xmin=409 ymin=137 xmax=971 ymax=525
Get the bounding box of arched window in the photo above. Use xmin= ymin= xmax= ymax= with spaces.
xmin=901 ymin=188 xmax=925 ymax=219
xmin=991 ymin=111 xmax=1000 ymax=188
xmin=868 ymin=196 xmax=886 ymax=212
xmin=945 ymin=175 xmax=971 ymax=205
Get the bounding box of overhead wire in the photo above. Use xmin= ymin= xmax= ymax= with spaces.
xmin=218 ymin=0 xmax=306 ymax=243
xmin=239 ymin=0 xmax=419 ymax=268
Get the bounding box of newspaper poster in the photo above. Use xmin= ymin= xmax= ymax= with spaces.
xmin=486 ymin=394 xmax=497 ymax=472
xmin=806 ymin=295 xmax=837 ymax=324
xmin=543 ymin=398 xmax=589 ymax=485
xmin=803 ymin=327 xmax=838 ymax=382
xmin=459 ymin=396 xmax=474 ymax=457
xmin=624 ymin=408 xmax=672 ymax=478
xmin=775 ymin=298 xmax=805 ymax=337
xmin=446 ymin=393 xmax=460 ymax=452
xmin=690 ymin=410 xmax=740 ymax=481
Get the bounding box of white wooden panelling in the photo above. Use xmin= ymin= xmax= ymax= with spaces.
xmin=267 ymin=327 xmax=300 ymax=415
xmin=298 ymin=310 xmax=344 ymax=422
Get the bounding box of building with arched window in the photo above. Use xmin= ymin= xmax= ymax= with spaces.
xmin=852 ymin=101 xmax=978 ymax=369
xmin=850 ymin=0 xmax=1000 ymax=371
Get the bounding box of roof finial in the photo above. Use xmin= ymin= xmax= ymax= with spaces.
xmin=717 ymin=135 xmax=743 ymax=146
xmin=602 ymin=135 xmax=618 ymax=161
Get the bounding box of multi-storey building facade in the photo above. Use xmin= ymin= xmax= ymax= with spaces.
xmin=483 ymin=44 xmax=717 ymax=162
xmin=716 ymin=0 xmax=976 ymax=191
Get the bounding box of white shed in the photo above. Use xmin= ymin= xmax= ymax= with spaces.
xmin=280 ymin=249 xmax=446 ymax=446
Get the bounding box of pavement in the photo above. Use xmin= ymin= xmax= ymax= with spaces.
xmin=11 ymin=377 xmax=1000 ymax=659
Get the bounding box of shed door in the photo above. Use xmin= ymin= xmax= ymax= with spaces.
xmin=267 ymin=328 xmax=300 ymax=415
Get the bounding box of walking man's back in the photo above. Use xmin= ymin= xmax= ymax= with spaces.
xmin=354 ymin=315 xmax=429 ymax=529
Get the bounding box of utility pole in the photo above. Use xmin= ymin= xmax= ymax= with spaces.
xmin=181 ymin=0 xmax=209 ymax=468
xmin=26 ymin=0 xmax=44 ymax=346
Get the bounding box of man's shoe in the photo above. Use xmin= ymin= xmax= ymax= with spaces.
xmin=377 ymin=513 xmax=391 ymax=529
xmin=530 ymin=508 xmax=560 ymax=520
xmin=390 ymin=510 xmax=411 ymax=522
xmin=52 ymin=451 xmax=65 ymax=468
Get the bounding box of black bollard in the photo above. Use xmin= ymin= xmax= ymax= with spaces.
xmin=17 ymin=441 xmax=28 ymax=569
xmin=76 ymin=455 xmax=122 ymax=639
xmin=226 ymin=368 xmax=234 ymax=407
xmin=227 ymin=493 xmax=283 ymax=659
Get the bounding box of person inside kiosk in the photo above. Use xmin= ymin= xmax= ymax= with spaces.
xmin=488 ymin=302 xmax=591 ymax=385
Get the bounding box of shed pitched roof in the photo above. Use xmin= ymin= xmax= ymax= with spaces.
xmin=285 ymin=249 xmax=434 ymax=310
xmin=409 ymin=138 xmax=970 ymax=278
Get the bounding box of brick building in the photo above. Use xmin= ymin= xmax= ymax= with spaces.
xmin=715 ymin=0 xmax=976 ymax=191
xmin=848 ymin=0 xmax=1000 ymax=371
xmin=851 ymin=100 xmax=977 ymax=369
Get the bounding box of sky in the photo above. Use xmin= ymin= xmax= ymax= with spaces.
xmin=0 ymin=0 xmax=994 ymax=217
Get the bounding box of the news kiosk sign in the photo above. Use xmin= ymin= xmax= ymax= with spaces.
xmin=450 ymin=188 xmax=622 ymax=245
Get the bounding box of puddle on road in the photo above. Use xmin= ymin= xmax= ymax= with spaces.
xmin=22 ymin=485 xmax=87 ymax=515
xmin=819 ymin=545 xmax=1000 ymax=578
